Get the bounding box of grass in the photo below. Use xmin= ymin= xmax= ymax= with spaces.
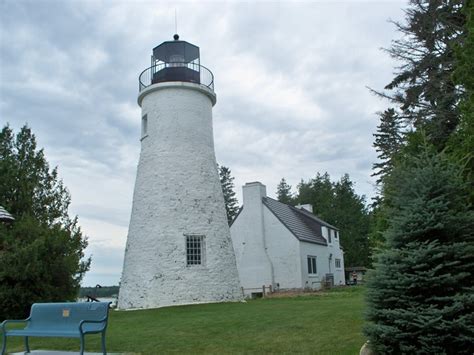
xmin=3 ymin=286 xmax=365 ymax=354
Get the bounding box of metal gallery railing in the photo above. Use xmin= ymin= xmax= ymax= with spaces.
xmin=138 ymin=62 xmax=214 ymax=92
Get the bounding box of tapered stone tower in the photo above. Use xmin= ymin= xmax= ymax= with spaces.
xmin=118 ymin=35 xmax=242 ymax=309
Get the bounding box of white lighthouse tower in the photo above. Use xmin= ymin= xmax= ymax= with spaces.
xmin=118 ymin=35 xmax=242 ymax=309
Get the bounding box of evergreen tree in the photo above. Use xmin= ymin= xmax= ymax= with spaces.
xmin=295 ymin=172 xmax=370 ymax=267
xmin=365 ymin=147 xmax=474 ymax=354
xmin=370 ymin=109 xmax=405 ymax=252
xmin=218 ymin=165 xmax=239 ymax=225
xmin=276 ymin=178 xmax=294 ymax=205
xmin=0 ymin=125 xmax=90 ymax=319
xmin=367 ymin=200 xmax=390 ymax=257
xmin=332 ymin=175 xmax=370 ymax=267
xmin=370 ymin=0 xmax=468 ymax=256
xmin=372 ymin=108 xmax=405 ymax=185
xmin=295 ymin=173 xmax=333 ymax=217
xmin=375 ymin=0 xmax=466 ymax=150
xmin=450 ymin=0 xmax=474 ymax=201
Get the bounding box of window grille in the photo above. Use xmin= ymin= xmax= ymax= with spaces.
xmin=335 ymin=259 xmax=341 ymax=268
xmin=185 ymin=235 xmax=204 ymax=266
xmin=307 ymin=256 xmax=317 ymax=275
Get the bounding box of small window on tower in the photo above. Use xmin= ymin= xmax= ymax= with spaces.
xmin=328 ymin=229 xmax=332 ymax=243
xmin=185 ymin=235 xmax=205 ymax=266
xmin=141 ymin=114 xmax=148 ymax=138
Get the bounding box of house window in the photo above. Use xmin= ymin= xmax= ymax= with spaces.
xmin=335 ymin=258 xmax=341 ymax=268
xmin=328 ymin=229 xmax=332 ymax=243
xmin=307 ymin=256 xmax=317 ymax=275
xmin=335 ymin=231 xmax=338 ymax=239
xmin=141 ymin=114 xmax=148 ymax=138
xmin=185 ymin=235 xmax=204 ymax=266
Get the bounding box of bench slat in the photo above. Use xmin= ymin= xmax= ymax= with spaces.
xmin=6 ymin=329 xmax=81 ymax=338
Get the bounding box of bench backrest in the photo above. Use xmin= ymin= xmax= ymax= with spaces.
xmin=27 ymin=302 xmax=110 ymax=332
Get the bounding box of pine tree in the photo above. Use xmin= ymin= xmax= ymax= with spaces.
xmin=365 ymin=147 xmax=474 ymax=354
xmin=295 ymin=172 xmax=371 ymax=267
xmin=332 ymin=175 xmax=370 ymax=267
xmin=276 ymin=178 xmax=294 ymax=205
xmin=218 ymin=165 xmax=239 ymax=225
xmin=295 ymin=173 xmax=333 ymax=216
xmin=450 ymin=0 xmax=474 ymax=201
xmin=0 ymin=125 xmax=91 ymax=319
xmin=372 ymin=108 xmax=405 ymax=185
xmin=376 ymin=0 xmax=466 ymax=150
xmin=370 ymin=0 xmax=468 ymax=257
xmin=367 ymin=202 xmax=389 ymax=258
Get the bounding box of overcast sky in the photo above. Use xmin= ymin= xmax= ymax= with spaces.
xmin=1 ymin=0 xmax=405 ymax=287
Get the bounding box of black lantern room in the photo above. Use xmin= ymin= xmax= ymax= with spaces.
xmin=151 ymin=34 xmax=201 ymax=85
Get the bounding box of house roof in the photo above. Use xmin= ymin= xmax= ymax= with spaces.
xmin=293 ymin=205 xmax=339 ymax=231
xmin=262 ymin=197 xmax=337 ymax=246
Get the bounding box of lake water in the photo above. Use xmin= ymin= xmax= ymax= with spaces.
xmin=77 ymin=297 xmax=117 ymax=306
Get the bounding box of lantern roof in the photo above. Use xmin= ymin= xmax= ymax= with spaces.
xmin=152 ymin=35 xmax=200 ymax=63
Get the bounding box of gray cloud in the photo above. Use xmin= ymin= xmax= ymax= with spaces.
xmin=1 ymin=0 xmax=405 ymax=286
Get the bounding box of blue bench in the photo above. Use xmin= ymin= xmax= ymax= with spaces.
xmin=1 ymin=302 xmax=110 ymax=355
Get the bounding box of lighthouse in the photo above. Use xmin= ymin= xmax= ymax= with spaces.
xmin=118 ymin=35 xmax=242 ymax=309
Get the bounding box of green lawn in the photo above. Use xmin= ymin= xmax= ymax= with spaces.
xmin=3 ymin=286 xmax=365 ymax=354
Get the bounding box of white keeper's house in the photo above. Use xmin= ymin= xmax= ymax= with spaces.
xmin=230 ymin=182 xmax=345 ymax=297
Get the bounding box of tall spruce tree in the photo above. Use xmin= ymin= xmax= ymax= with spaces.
xmin=218 ymin=165 xmax=239 ymax=225
xmin=451 ymin=0 xmax=474 ymax=200
xmin=370 ymin=0 xmax=468 ymax=257
xmin=0 ymin=125 xmax=90 ymax=319
xmin=372 ymin=108 xmax=405 ymax=185
xmin=376 ymin=0 xmax=466 ymax=150
xmin=367 ymin=1 xmax=474 ymax=352
xmin=370 ymin=109 xmax=405 ymax=252
xmin=276 ymin=178 xmax=294 ymax=205
xmin=365 ymin=146 xmax=474 ymax=354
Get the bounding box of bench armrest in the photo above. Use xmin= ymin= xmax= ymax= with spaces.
xmin=78 ymin=318 xmax=108 ymax=334
xmin=1 ymin=318 xmax=30 ymax=333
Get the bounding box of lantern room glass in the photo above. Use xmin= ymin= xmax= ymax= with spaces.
xmin=151 ymin=38 xmax=201 ymax=85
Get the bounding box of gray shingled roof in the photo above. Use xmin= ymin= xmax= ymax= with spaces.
xmin=263 ymin=197 xmax=337 ymax=246
xmin=0 ymin=205 xmax=14 ymax=223
xmin=294 ymin=206 xmax=339 ymax=230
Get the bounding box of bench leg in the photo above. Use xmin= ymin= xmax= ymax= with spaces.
xmin=1 ymin=334 xmax=6 ymax=355
xmin=80 ymin=334 xmax=85 ymax=355
xmin=24 ymin=336 xmax=30 ymax=353
xmin=101 ymin=331 xmax=107 ymax=354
